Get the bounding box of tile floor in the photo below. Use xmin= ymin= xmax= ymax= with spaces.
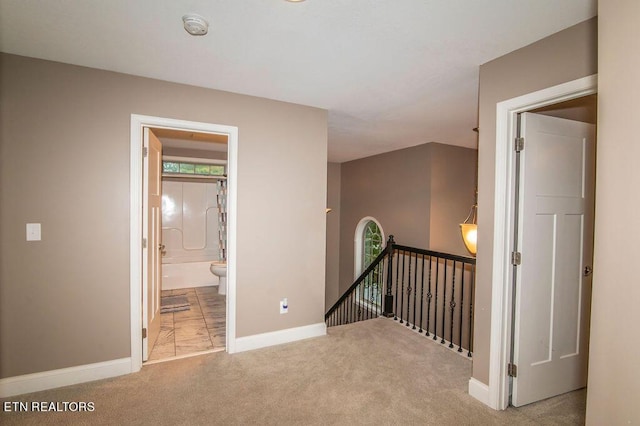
xmin=148 ymin=286 xmax=226 ymax=361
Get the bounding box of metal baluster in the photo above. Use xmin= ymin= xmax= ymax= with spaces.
xmin=375 ymin=257 xmax=386 ymax=317
xmin=344 ymin=295 xmax=347 ymax=324
xmin=343 ymin=293 xmax=346 ymax=325
xmin=385 ymin=255 xmax=389 ymax=317
xmin=344 ymin=295 xmax=348 ymax=325
xmin=406 ymin=252 xmax=412 ymax=327
xmin=394 ymin=251 xmax=400 ymax=321
xmin=412 ymin=253 xmax=418 ymax=329
xmin=374 ymin=264 xmax=379 ymax=318
xmin=364 ymin=272 xmax=369 ymax=321
xmin=433 ymin=257 xmax=439 ymax=341
xmin=370 ymin=271 xmax=374 ymax=320
xmin=418 ymin=254 xmax=425 ymax=333
xmin=343 ymin=296 xmax=349 ymax=324
xmin=373 ymin=262 xmax=377 ymax=319
xmin=365 ymin=272 xmax=371 ymax=320
xmin=342 ymin=296 xmax=349 ymax=324
xmin=375 ymin=263 xmax=380 ymax=318
xmin=378 ymin=258 xmax=383 ymax=317
xmin=441 ymin=259 xmax=447 ymax=344
xmin=372 ymin=266 xmax=377 ymax=319
xmin=367 ymin=269 xmax=373 ymax=320
xmin=344 ymin=293 xmax=347 ymax=324
xmin=351 ymin=291 xmax=355 ymax=323
xmin=449 ymin=260 xmax=457 ymax=348
xmin=357 ymin=282 xmax=362 ymax=322
xmin=399 ymin=251 xmax=406 ymax=324
xmin=384 ymin=237 xmax=395 ymax=318
xmin=357 ymin=282 xmax=363 ymax=322
xmin=426 ymin=256 xmax=433 ymax=337
xmin=353 ymin=290 xmax=357 ymax=323
xmin=468 ymin=264 xmax=475 ymax=357
xmin=354 ymin=289 xmax=358 ymax=322
xmin=355 ymin=289 xmax=359 ymax=322
xmin=458 ymin=262 xmax=466 ymax=352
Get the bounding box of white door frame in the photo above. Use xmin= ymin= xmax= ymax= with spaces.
xmin=129 ymin=114 xmax=239 ymax=373
xmin=486 ymin=74 xmax=597 ymax=410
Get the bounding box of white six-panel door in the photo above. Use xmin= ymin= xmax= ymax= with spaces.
xmin=512 ymin=113 xmax=595 ymax=406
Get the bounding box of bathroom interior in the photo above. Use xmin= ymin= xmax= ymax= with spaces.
xmin=147 ymin=128 xmax=229 ymax=363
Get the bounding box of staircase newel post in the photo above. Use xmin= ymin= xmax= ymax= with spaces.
xmin=383 ymin=235 xmax=395 ymax=317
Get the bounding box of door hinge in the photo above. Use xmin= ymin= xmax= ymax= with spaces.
xmin=143 ymin=147 xmax=148 ymax=157
xmin=508 ymin=363 xmax=518 ymax=377
xmin=142 ymin=328 xmax=147 ymax=339
xmin=515 ymin=137 xmax=525 ymax=152
xmin=511 ymin=251 xmax=522 ymax=266
xmin=142 ymin=238 xmax=147 ymax=249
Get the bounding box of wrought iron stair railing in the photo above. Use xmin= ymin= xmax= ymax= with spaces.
xmin=325 ymin=235 xmax=476 ymax=356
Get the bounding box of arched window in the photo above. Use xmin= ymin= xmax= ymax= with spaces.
xmin=363 ymin=221 xmax=383 ymax=269
xmin=354 ymin=217 xmax=385 ymax=277
xmin=354 ymin=217 xmax=385 ymax=310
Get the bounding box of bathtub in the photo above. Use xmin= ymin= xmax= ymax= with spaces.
xmin=162 ymin=259 xmax=220 ymax=290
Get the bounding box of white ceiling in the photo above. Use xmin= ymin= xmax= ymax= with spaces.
xmin=0 ymin=0 xmax=596 ymax=162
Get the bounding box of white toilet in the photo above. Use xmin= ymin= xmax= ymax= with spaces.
xmin=210 ymin=261 xmax=227 ymax=295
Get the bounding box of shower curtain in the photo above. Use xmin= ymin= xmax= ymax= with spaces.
xmin=216 ymin=179 xmax=227 ymax=261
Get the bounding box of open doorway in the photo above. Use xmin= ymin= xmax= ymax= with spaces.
xmin=129 ymin=115 xmax=239 ymax=373
xmin=145 ymin=127 xmax=229 ymax=363
xmin=483 ymin=75 xmax=597 ymax=410
xmin=509 ymin=94 xmax=597 ymax=407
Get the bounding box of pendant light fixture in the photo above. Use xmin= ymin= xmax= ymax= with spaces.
xmin=460 ymin=205 xmax=477 ymax=255
xmin=460 ymin=127 xmax=479 ymax=256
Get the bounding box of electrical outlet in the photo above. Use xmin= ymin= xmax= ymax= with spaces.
xmin=280 ymin=298 xmax=288 ymax=314
xmin=26 ymin=223 xmax=41 ymax=241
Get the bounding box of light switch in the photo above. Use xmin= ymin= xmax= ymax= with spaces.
xmin=26 ymin=223 xmax=41 ymax=241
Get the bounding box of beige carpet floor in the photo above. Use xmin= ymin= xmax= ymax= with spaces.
xmin=0 ymin=317 xmax=585 ymax=425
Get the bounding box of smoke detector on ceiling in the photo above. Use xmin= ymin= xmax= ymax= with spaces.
xmin=182 ymin=14 xmax=209 ymax=36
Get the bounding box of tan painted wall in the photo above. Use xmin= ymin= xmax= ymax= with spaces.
xmin=0 ymin=54 xmax=327 ymax=378
xmin=474 ymin=18 xmax=597 ymax=385
xmin=325 ymin=163 xmax=341 ymax=311
xmin=339 ymin=144 xmax=431 ymax=296
xmin=586 ymin=2 xmax=640 ymax=423
xmin=428 ymin=143 xmax=477 ymax=256
xmin=337 ymin=142 xmax=475 ymax=300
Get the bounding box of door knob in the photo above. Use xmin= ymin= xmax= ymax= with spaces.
xmin=159 ymin=244 xmax=166 ymax=255
xmin=584 ymin=265 xmax=593 ymax=277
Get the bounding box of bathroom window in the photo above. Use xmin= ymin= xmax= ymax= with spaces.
xmin=163 ymin=161 xmax=225 ymax=176
xmin=354 ymin=217 xmax=384 ymax=311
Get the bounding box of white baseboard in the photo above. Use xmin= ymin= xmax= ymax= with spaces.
xmin=233 ymin=322 xmax=326 ymax=353
xmin=468 ymin=377 xmax=491 ymax=407
xmin=0 ymin=358 xmax=132 ymax=398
